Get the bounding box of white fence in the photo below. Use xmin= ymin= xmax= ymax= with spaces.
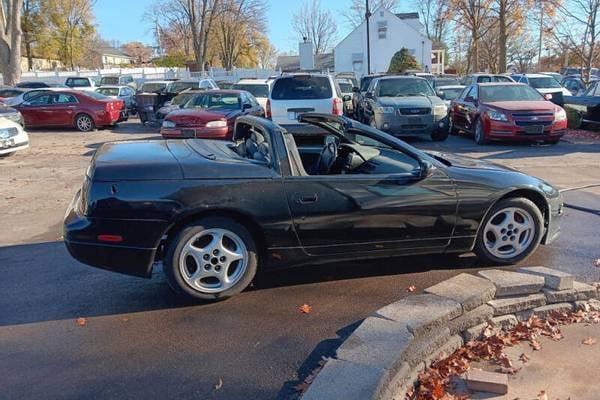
xmin=5 ymin=66 xmax=279 ymax=86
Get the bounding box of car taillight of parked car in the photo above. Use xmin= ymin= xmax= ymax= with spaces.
xmin=266 ymin=99 xmax=271 ymax=119
xmin=332 ymin=98 xmax=343 ymax=116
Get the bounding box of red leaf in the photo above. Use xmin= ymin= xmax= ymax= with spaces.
xmin=75 ymin=317 xmax=87 ymax=327
xmin=298 ymin=304 xmax=313 ymax=314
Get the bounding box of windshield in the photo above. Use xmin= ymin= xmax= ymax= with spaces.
xmin=529 ymin=77 xmax=562 ymax=88
xmin=141 ymin=83 xmax=167 ymax=93
xmin=172 ymin=92 xmax=197 ymax=105
xmin=167 ymin=81 xmax=199 ymax=93
xmin=438 ymin=88 xmax=463 ymax=100
xmin=101 ymin=77 xmax=119 ymax=85
xmin=232 ymin=83 xmax=269 ymax=98
xmin=96 ymin=88 xmax=119 ymax=96
xmin=337 ymin=81 xmax=353 ymax=93
xmin=184 ymin=93 xmax=240 ymax=110
xmin=360 ymin=76 xmax=378 ymax=92
xmin=480 ymin=85 xmax=544 ymax=102
xmin=377 ymin=79 xmax=435 ymax=97
xmin=435 ymin=78 xmax=460 ymax=87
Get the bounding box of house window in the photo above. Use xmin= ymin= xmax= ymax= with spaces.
xmin=378 ymin=21 xmax=387 ymax=39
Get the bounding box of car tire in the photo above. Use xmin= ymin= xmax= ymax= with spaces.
xmin=163 ymin=217 xmax=258 ymax=301
xmin=431 ymin=129 xmax=449 ymax=141
xmin=474 ymin=197 xmax=544 ymax=265
xmin=74 ymin=113 xmax=95 ymax=132
xmin=474 ymin=118 xmax=487 ymax=145
xmin=448 ymin=114 xmax=459 ymax=135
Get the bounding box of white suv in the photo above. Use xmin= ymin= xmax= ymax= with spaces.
xmin=267 ymin=74 xmax=346 ymax=133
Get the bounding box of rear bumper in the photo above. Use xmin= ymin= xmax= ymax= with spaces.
xmin=161 ymin=126 xmax=232 ymax=139
xmin=96 ymin=110 xmax=121 ymax=126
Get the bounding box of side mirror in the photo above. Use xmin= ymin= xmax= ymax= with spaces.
xmin=342 ymin=94 xmax=352 ymax=102
xmin=242 ymin=103 xmax=252 ymax=110
xmin=352 ymin=86 xmax=360 ymax=93
xmin=543 ymin=93 xmax=553 ymax=101
xmin=436 ymin=91 xmax=445 ymax=99
xmin=419 ymin=160 xmax=435 ymax=179
xmin=365 ymin=92 xmax=374 ymax=99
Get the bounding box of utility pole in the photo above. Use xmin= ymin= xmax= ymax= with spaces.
xmin=366 ymin=0 xmax=371 ymax=74
xmin=537 ymin=0 xmax=544 ymax=71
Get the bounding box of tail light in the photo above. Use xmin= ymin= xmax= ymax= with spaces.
xmin=332 ymin=98 xmax=343 ymax=116
xmin=265 ymin=99 xmax=271 ymax=119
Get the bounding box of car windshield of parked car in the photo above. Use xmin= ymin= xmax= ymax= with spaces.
xmin=337 ymin=81 xmax=353 ymax=93
xmin=141 ymin=83 xmax=166 ymax=93
xmin=438 ymin=87 xmax=463 ymax=100
xmin=172 ymin=92 xmax=197 ymax=106
xmin=167 ymin=81 xmax=199 ymax=93
xmin=360 ymin=76 xmax=378 ymax=92
xmin=66 ymin=78 xmax=91 ymax=87
xmin=81 ymin=91 xmax=109 ymax=100
xmin=435 ymin=78 xmax=460 ymax=87
xmin=528 ymin=77 xmax=562 ymax=88
xmin=271 ymin=76 xmax=332 ymax=100
xmin=184 ymin=93 xmax=240 ymax=110
xmin=23 ymin=90 xmax=49 ymax=101
xmin=377 ymin=79 xmax=435 ymax=97
xmin=480 ymin=85 xmax=544 ymax=102
xmin=232 ymin=84 xmax=269 ymax=98
xmin=96 ymin=88 xmax=119 ymax=96
xmin=100 ymin=77 xmax=119 ymax=85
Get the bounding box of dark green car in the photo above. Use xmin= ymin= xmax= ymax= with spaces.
xmin=362 ymin=76 xmax=449 ymax=141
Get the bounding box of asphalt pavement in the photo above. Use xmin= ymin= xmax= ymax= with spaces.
xmin=1 ymin=127 xmax=599 ymax=400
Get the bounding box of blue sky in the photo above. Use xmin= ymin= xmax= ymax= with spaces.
xmin=93 ymin=0 xmax=411 ymax=53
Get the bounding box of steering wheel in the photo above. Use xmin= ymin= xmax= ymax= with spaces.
xmin=314 ymin=141 xmax=338 ymax=175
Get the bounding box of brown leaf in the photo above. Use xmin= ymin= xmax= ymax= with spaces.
xmin=537 ymin=390 xmax=548 ymax=400
xmin=75 ymin=317 xmax=87 ymax=327
xmin=530 ymin=339 xmax=541 ymax=351
xmin=298 ymin=304 xmax=313 ymax=314
xmin=519 ymin=353 xmax=530 ymax=363
xmin=582 ymin=337 xmax=597 ymax=346
xmin=213 ymin=378 xmax=223 ymax=391
xmin=407 ymin=285 xmax=417 ymax=292
xmin=594 ymin=259 xmax=600 ymax=268
xmin=432 ymin=382 xmax=444 ymax=398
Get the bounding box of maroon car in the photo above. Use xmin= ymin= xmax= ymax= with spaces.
xmin=449 ymin=82 xmax=567 ymax=144
xmin=14 ymin=90 xmax=125 ymax=132
xmin=160 ymin=90 xmax=263 ymax=139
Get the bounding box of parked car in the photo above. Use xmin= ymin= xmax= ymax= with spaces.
xmin=99 ymin=74 xmax=135 ymax=88
xmin=449 ymin=82 xmax=567 ymax=144
xmin=138 ymin=80 xmax=170 ymax=94
xmin=3 ymin=87 xmax=63 ymax=106
xmin=161 ymin=90 xmax=263 ymax=139
xmin=514 ymin=73 xmax=571 ymax=99
xmin=0 ymin=117 xmax=28 ymax=157
xmin=95 ymin=85 xmax=137 ymax=116
xmin=335 ymin=78 xmax=355 ymax=116
xmin=563 ymin=80 xmax=600 ymax=128
xmin=335 ymin=72 xmax=358 ymax=88
xmin=232 ymin=79 xmax=271 ymax=109
xmin=267 ymin=73 xmax=345 ymax=133
xmin=362 ymin=75 xmax=449 ymax=141
xmin=0 ymin=103 xmax=23 ymax=126
xmin=403 ymin=71 xmax=435 ymax=83
xmin=64 ymin=113 xmax=563 ymax=301
xmin=166 ymin=78 xmax=219 ymax=94
xmin=461 ymin=74 xmax=515 ymax=85
xmin=14 ymin=90 xmax=125 ymax=132
xmin=65 ymin=76 xmax=97 ymax=92
xmin=435 ymin=85 xmax=466 ymax=110
xmin=432 ymin=76 xmax=461 ymax=88
xmin=561 ymin=76 xmax=592 ymax=96
xmin=352 ymin=73 xmax=387 ymax=122
xmin=155 ymin=89 xmax=206 ymax=123
xmin=0 ymin=87 xmax=26 ymax=102
xmin=15 ymin=81 xmax=52 ymax=88
xmin=540 ymin=72 xmax=563 ymax=82
xmin=216 ymin=81 xmax=234 ymax=89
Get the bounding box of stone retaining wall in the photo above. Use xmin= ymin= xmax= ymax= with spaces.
xmin=301 ymin=267 xmax=600 ymax=400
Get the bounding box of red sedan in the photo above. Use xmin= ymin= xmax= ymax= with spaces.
xmin=14 ymin=90 xmax=125 ymax=132
xmin=160 ymin=90 xmax=264 ymax=139
xmin=449 ymin=82 xmax=567 ymax=144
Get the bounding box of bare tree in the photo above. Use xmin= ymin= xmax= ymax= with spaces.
xmin=450 ymin=0 xmax=496 ymax=72
xmin=419 ymin=0 xmax=452 ymax=43
xmin=343 ymin=0 xmax=400 ymax=28
xmin=292 ymin=0 xmax=337 ymax=54
xmin=0 ymin=0 xmax=23 ymax=85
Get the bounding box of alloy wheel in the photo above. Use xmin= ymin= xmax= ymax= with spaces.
xmin=77 ymin=115 xmax=92 ymax=132
xmin=483 ymin=207 xmax=535 ymax=259
xmin=178 ymin=228 xmax=248 ymax=293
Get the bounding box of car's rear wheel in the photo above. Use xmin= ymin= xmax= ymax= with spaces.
xmin=474 ymin=118 xmax=487 ymax=145
xmin=74 ymin=113 xmax=94 ymax=132
xmin=164 ymin=217 xmax=258 ymax=301
xmin=474 ymin=198 xmax=544 ymax=265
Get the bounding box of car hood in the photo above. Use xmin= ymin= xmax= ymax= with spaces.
xmin=378 ymin=96 xmax=443 ymax=107
xmin=428 ymin=151 xmax=520 ymax=172
xmin=484 ymin=101 xmax=556 ymax=112
xmin=165 ymin=108 xmax=239 ymax=124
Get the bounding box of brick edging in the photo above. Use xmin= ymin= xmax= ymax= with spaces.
xmin=301 ymin=267 xmax=600 ymax=400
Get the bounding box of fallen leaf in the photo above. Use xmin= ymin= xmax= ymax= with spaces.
xmin=582 ymin=337 xmax=597 ymax=345
xmin=298 ymin=304 xmax=313 ymax=314
xmin=407 ymin=285 xmax=416 ymax=292
xmin=213 ymin=378 xmax=223 ymax=390
xmin=432 ymin=382 xmax=444 ymax=398
xmin=530 ymin=339 xmax=541 ymax=351
xmin=519 ymin=353 xmax=530 ymax=363
xmin=595 ymin=259 xmax=600 ymax=268
xmin=537 ymin=390 xmax=548 ymax=400
xmin=75 ymin=317 xmax=87 ymax=327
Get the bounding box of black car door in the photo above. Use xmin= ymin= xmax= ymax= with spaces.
xmin=283 ymin=138 xmax=457 ymax=256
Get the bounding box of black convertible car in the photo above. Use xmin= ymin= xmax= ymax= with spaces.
xmin=64 ymin=114 xmax=563 ymax=300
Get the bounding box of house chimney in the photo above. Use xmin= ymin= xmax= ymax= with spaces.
xmin=299 ymin=38 xmax=315 ymax=70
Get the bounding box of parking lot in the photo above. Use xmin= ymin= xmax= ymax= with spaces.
xmin=1 ymin=120 xmax=600 ymax=399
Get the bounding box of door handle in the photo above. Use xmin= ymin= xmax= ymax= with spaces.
xmin=296 ymin=193 xmax=318 ymax=204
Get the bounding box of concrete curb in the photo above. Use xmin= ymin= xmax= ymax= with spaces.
xmin=301 ymin=267 xmax=600 ymax=400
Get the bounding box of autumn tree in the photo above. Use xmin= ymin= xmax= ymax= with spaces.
xmin=21 ymin=0 xmax=43 ymax=70
xmin=419 ymin=0 xmax=453 ymax=43
xmin=0 ymin=0 xmax=23 ymax=85
xmin=254 ymin=33 xmax=277 ymax=69
xmin=388 ymin=48 xmax=420 ymax=73
xmin=292 ymin=0 xmax=337 ymax=55
xmin=121 ymin=41 xmax=154 ymax=65
xmin=343 ymin=0 xmax=400 ymax=28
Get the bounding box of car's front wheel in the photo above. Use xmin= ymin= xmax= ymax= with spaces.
xmin=74 ymin=113 xmax=94 ymax=132
xmin=431 ymin=128 xmax=449 ymax=141
xmin=164 ymin=217 xmax=258 ymax=301
xmin=474 ymin=197 xmax=544 ymax=265
xmin=474 ymin=118 xmax=487 ymax=145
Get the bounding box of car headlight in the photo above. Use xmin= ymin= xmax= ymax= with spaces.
xmin=0 ymin=127 xmax=19 ymax=139
xmin=205 ymin=120 xmax=227 ymax=128
xmin=433 ymin=104 xmax=447 ymax=115
xmin=162 ymin=120 xmax=176 ymax=128
xmin=555 ymin=108 xmax=567 ymax=121
xmin=375 ymin=106 xmax=394 ymax=113
xmin=487 ymin=109 xmax=508 ymax=122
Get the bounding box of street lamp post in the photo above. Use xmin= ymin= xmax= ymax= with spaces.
xmin=537 ymin=0 xmax=544 ymax=71
xmin=366 ymin=0 xmax=371 ymax=74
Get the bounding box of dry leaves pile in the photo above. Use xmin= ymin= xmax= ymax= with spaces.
xmin=565 ymin=129 xmax=600 ymax=141
xmin=408 ymin=306 xmax=600 ymax=400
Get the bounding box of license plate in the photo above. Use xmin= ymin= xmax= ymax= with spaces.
xmin=523 ymin=125 xmax=544 ymax=134
xmin=1 ymin=139 xmax=14 ymax=149
xmin=181 ymin=129 xmax=195 ymax=138
xmin=406 ymin=116 xmax=422 ymax=124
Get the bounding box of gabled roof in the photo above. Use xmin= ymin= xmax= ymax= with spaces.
xmin=395 ymin=12 xmax=419 ymax=20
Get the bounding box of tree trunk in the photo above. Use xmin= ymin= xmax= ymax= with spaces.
xmin=498 ymin=0 xmax=507 ymax=72
xmin=0 ymin=0 xmax=24 ymax=86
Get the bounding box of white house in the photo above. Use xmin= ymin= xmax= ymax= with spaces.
xmin=334 ymin=8 xmax=432 ymax=77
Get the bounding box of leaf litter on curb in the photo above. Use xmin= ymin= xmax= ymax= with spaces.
xmin=406 ymin=304 xmax=600 ymax=400
xmin=293 ymin=357 xmax=329 ymax=394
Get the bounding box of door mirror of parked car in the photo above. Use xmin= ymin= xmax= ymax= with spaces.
xmin=436 ymin=91 xmax=445 ymax=99
xmin=342 ymin=95 xmax=352 ymax=102
xmin=242 ymin=103 xmax=253 ymax=110
xmin=419 ymin=160 xmax=435 ymax=179
xmin=352 ymin=86 xmax=360 ymax=93
xmin=543 ymin=93 xmax=553 ymax=101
